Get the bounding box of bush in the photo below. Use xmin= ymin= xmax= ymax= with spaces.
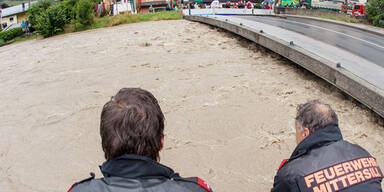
xmin=366 ymin=0 xmax=384 ymax=27
xmin=75 ymin=0 xmax=94 ymax=26
xmin=62 ymin=0 xmax=78 ymax=21
xmin=0 ymin=27 xmax=23 ymax=41
xmin=35 ymin=4 xmax=68 ymax=37
xmin=27 ymin=0 xmax=52 ymax=30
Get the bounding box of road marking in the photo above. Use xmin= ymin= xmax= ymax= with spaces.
xmin=252 ymin=17 xmax=384 ymax=50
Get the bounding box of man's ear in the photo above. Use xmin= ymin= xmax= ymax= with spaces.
xmin=161 ymin=138 xmax=164 ymax=151
xmin=303 ymin=127 xmax=310 ymax=138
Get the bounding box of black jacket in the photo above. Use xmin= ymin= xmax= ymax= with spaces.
xmin=69 ymin=154 xmax=213 ymax=192
xmin=272 ymin=122 xmax=383 ymax=192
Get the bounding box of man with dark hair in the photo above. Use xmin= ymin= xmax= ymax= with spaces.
xmin=68 ymin=88 xmax=212 ymax=192
xmin=272 ymin=100 xmax=382 ymax=192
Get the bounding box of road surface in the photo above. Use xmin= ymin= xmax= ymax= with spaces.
xmin=237 ymin=16 xmax=384 ymax=67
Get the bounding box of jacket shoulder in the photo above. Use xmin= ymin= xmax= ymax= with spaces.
xmin=67 ymin=173 xmax=96 ymax=192
xmin=289 ymin=140 xmax=372 ymax=171
xmin=272 ymin=161 xmax=301 ymax=192
xmin=174 ymin=177 xmax=213 ymax=192
xmin=337 ymin=140 xmax=371 ymax=156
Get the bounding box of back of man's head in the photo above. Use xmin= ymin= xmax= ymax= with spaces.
xmin=295 ymin=100 xmax=338 ymax=134
xmin=100 ymin=88 xmax=164 ymax=161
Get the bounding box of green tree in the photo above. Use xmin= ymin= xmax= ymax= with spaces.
xmin=1 ymin=3 xmax=10 ymax=8
xmin=74 ymin=0 xmax=94 ymax=26
xmin=62 ymin=0 xmax=78 ymax=21
xmin=35 ymin=3 xmax=68 ymax=37
xmin=27 ymin=0 xmax=52 ymax=31
xmin=366 ymin=0 xmax=384 ymax=27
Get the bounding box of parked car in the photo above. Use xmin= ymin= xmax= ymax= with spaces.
xmin=3 ymin=23 xmax=22 ymax=31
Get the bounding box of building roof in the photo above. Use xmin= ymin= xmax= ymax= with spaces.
xmin=141 ymin=0 xmax=168 ymax=6
xmin=1 ymin=1 xmax=36 ymax=18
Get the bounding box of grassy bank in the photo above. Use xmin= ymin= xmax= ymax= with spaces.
xmin=2 ymin=11 xmax=182 ymax=46
xmin=66 ymin=11 xmax=183 ymax=32
xmin=8 ymin=34 xmax=43 ymax=44
xmin=298 ymin=14 xmax=360 ymax=23
xmin=0 ymin=33 xmax=42 ymax=46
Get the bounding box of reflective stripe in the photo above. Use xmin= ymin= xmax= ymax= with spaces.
xmin=67 ymin=184 xmax=74 ymax=192
xmin=197 ymin=177 xmax=211 ymax=191
xmin=278 ymin=159 xmax=288 ymax=170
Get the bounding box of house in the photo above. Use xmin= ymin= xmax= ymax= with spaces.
xmin=100 ymin=0 xmax=167 ymax=15
xmin=0 ymin=2 xmax=35 ymax=29
xmin=138 ymin=0 xmax=169 ymax=13
xmin=105 ymin=0 xmax=135 ymax=15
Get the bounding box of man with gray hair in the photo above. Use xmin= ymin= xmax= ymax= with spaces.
xmin=272 ymin=100 xmax=382 ymax=192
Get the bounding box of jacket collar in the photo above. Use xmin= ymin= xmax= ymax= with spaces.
xmin=100 ymin=154 xmax=179 ymax=179
xmin=289 ymin=122 xmax=342 ymax=161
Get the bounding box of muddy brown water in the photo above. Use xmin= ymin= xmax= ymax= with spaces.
xmin=0 ymin=20 xmax=383 ymax=192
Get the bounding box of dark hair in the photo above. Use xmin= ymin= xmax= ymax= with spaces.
xmin=100 ymin=88 xmax=164 ymax=161
xmin=295 ymin=100 xmax=338 ymax=133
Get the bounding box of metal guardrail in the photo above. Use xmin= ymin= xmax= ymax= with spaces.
xmin=182 ymin=8 xmax=274 ymax=16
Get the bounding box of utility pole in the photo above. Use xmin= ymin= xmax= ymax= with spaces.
xmin=342 ymin=0 xmax=348 ymax=13
xmin=131 ymin=0 xmax=136 ymax=14
xmin=0 ymin=9 xmax=2 ymax=31
xmin=115 ymin=0 xmax=118 ymax=14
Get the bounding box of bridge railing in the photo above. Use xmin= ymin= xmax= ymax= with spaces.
xmin=182 ymin=8 xmax=274 ymax=16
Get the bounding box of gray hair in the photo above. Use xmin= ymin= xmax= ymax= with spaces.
xmin=295 ymin=100 xmax=338 ymax=133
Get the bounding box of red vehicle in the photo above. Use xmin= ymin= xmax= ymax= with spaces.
xmin=347 ymin=4 xmax=366 ymax=16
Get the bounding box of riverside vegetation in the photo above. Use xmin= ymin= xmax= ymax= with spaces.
xmin=366 ymin=0 xmax=384 ymax=28
xmin=0 ymin=0 xmax=181 ymax=45
xmin=28 ymin=0 xmax=182 ymax=37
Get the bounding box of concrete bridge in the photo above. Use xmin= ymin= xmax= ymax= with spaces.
xmin=183 ymin=10 xmax=384 ymax=118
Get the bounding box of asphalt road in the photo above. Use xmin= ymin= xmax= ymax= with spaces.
xmin=237 ymin=16 xmax=384 ymax=67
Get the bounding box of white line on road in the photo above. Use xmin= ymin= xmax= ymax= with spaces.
xmin=262 ymin=17 xmax=384 ymax=50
